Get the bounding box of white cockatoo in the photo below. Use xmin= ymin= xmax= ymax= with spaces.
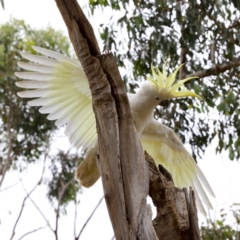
xmin=15 ymin=46 xmax=215 ymax=215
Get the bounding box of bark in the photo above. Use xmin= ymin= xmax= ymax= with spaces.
xmin=146 ymin=152 xmax=200 ymax=240
xmin=55 ymin=1 xmax=200 ymax=239
xmin=55 ymin=1 xmax=156 ymax=239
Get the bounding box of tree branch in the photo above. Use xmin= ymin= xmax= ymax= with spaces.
xmin=179 ymin=48 xmax=187 ymax=79
xmin=73 ymin=184 xmax=78 ymax=238
xmin=176 ymin=0 xmax=187 ymax=79
xmin=54 ymin=0 xmax=100 ymax=57
xmin=186 ymin=60 xmax=240 ymax=79
xmin=19 ymin=153 xmax=55 ymax=233
xmin=0 ymin=102 xmax=13 ymax=187
xmin=76 ymin=196 xmax=104 ymax=240
xmin=10 ymin=158 xmax=47 ymax=240
xmin=9 ymin=197 xmax=27 ymax=240
xmin=54 ymin=175 xmax=75 ymax=240
xmin=146 ymin=152 xmax=200 ymax=240
xmin=24 ymin=191 xmax=54 ymax=232
xmin=18 ymin=225 xmax=47 ymax=240
xmin=0 ymin=172 xmax=27 ymax=192
xmin=55 ymin=0 xmax=157 ymax=239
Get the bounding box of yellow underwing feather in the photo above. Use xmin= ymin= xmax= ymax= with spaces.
xmin=141 ymin=119 xmax=215 ymax=215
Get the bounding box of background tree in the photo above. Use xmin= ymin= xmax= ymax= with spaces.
xmin=0 ymin=18 xmax=69 ymax=185
xmin=201 ymin=203 xmax=240 ymax=240
xmin=89 ymin=0 xmax=240 ymax=162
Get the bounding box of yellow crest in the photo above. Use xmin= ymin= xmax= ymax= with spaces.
xmin=147 ymin=61 xmax=202 ymax=100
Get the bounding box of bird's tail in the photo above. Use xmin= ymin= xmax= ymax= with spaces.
xmin=76 ymin=146 xmax=100 ymax=188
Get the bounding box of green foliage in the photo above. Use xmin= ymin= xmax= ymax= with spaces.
xmin=89 ymin=0 xmax=240 ymax=161
xmin=201 ymin=204 xmax=240 ymax=240
xmin=0 ymin=19 xmax=71 ymax=170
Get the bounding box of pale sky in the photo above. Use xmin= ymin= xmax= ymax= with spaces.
xmin=1 ymin=1 xmax=240 ymax=240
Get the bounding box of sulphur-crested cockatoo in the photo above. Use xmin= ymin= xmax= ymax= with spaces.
xmin=15 ymin=46 xmax=215 ymax=215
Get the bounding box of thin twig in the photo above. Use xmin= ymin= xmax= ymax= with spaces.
xmin=0 ymin=179 xmax=22 ymax=192
xmin=9 ymin=199 xmax=26 ymax=240
xmin=9 ymin=158 xmax=47 ymax=240
xmin=76 ymin=196 xmax=104 ymax=240
xmin=23 ymin=188 xmax=54 ymax=232
xmin=54 ymin=154 xmax=75 ymax=240
xmin=18 ymin=225 xmax=47 ymax=240
xmin=73 ymin=184 xmax=78 ymax=238
xmin=0 ymin=172 xmax=27 ymax=192
xmin=73 ymin=154 xmax=82 ymax=239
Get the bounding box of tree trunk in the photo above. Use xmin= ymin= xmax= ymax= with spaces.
xmin=146 ymin=152 xmax=200 ymax=240
xmin=54 ymin=1 xmax=201 ymax=239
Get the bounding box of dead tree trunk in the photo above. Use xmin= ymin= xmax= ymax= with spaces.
xmin=146 ymin=153 xmax=200 ymax=240
xmin=54 ymin=1 xmax=201 ymax=239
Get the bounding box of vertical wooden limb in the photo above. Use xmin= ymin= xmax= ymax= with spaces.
xmin=55 ymin=1 xmax=157 ymax=239
xmin=185 ymin=188 xmax=201 ymax=239
xmin=98 ymin=54 xmax=157 ymax=239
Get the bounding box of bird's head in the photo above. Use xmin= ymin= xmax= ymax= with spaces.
xmin=143 ymin=62 xmax=202 ymax=103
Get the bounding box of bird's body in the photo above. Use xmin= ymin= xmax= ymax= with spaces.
xmin=15 ymin=46 xmax=215 ymax=215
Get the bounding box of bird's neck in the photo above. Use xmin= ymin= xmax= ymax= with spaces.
xmin=129 ymin=91 xmax=156 ymax=135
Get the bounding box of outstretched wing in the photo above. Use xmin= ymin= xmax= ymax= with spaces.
xmin=141 ymin=119 xmax=215 ymax=215
xmin=15 ymin=46 xmax=97 ymax=151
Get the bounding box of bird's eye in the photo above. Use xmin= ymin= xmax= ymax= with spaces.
xmin=155 ymin=97 xmax=160 ymax=100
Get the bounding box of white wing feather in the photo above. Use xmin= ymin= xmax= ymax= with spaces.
xmin=141 ymin=119 xmax=215 ymax=215
xmin=15 ymin=46 xmax=214 ymax=212
xmin=15 ymin=46 xmax=97 ymax=151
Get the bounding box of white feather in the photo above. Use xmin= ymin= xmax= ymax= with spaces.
xmin=15 ymin=72 xmax=51 ymax=81
xmin=196 ymin=166 xmax=215 ymax=197
xmin=32 ymin=46 xmax=79 ymax=65
xmin=17 ymin=89 xmax=48 ymax=98
xmin=17 ymin=62 xmax=53 ymax=73
xmin=20 ymin=52 xmax=57 ymax=66
xmin=15 ymin=81 xmax=49 ymax=89
xmin=192 ymin=185 xmax=207 ymax=216
xmin=193 ymin=176 xmax=213 ymax=209
xmin=28 ymin=97 xmax=53 ymax=106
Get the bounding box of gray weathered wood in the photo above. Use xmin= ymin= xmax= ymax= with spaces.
xmin=146 ymin=152 xmax=200 ymax=240
xmin=55 ymin=1 xmax=201 ymax=239
xmin=55 ymin=1 xmax=157 ymax=239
